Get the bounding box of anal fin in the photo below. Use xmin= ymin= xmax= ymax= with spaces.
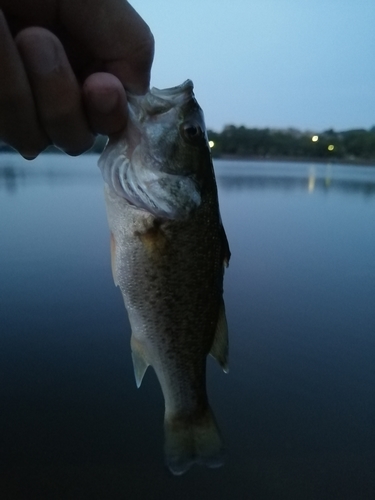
xmin=131 ymin=335 xmax=150 ymax=388
xmin=210 ymin=301 xmax=229 ymax=373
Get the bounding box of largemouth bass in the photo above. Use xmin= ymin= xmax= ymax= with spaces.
xmin=98 ymin=80 xmax=230 ymax=475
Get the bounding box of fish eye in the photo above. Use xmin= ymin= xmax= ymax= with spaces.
xmin=181 ymin=123 xmax=203 ymax=142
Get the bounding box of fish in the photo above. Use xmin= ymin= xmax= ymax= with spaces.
xmin=98 ymin=80 xmax=230 ymax=475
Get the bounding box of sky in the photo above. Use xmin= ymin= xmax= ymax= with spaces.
xmin=131 ymin=0 xmax=375 ymax=132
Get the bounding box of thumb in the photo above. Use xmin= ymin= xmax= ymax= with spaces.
xmin=60 ymin=0 xmax=154 ymax=94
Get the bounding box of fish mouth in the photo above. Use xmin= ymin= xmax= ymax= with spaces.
xmin=150 ymin=79 xmax=194 ymax=98
xmin=127 ymin=80 xmax=195 ymax=116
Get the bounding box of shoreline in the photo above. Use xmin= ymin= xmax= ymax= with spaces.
xmin=212 ymin=154 xmax=375 ymax=167
xmin=1 ymin=149 xmax=375 ymax=167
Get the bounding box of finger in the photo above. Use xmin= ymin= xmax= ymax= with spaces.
xmin=16 ymin=27 xmax=95 ymax=155
xmin=60 ymin=0 xmax=154 ymax=94
xmin=0 ymin=10 xmax=49 ymax=158
xmin=83 ymin=72 xmax=128 ymax=136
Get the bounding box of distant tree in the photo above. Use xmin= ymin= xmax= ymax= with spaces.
xmin=207 ymin=125 xmax=375 ymax=162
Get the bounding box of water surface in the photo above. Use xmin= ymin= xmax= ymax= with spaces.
xmin=1 ymin=155 xmax=374 ymax=499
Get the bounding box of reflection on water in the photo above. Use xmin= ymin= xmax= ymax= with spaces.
xmin=2 ymin=155 xmax=375 ymax=195
xmin=215 ymin=159 xmax=375 ymax=196
xmin=0 ymin=164 xmax=21 ymax=193
xmin=1 ymin=154 xmax=375 ymax=498
xmin=0 ymin=153 xmax=100 ymax=194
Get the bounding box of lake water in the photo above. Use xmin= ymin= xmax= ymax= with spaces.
xmin=1 ymin=154 xmax=374 ymax=499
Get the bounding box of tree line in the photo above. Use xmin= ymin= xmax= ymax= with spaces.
xmin=207 ymin=126 xmax=375 ymax=162
xmin=1 ymin=126 xmax=375 ymax=162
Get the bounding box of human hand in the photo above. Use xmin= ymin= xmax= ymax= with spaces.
xmin=0 ymin=0 xmax=154 ymax=158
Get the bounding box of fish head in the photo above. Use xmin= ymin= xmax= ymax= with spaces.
xmin=99 ymin=80 xmax=213 ymax=220
xmin=128 ymin=80 xmax=211 ymax=179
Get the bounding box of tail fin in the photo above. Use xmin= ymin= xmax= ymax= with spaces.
xmin=164 ymin=406 xmax=224 ymax=475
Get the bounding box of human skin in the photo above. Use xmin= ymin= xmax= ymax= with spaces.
xmin=0 ymin=0 xmax=154 ymax=158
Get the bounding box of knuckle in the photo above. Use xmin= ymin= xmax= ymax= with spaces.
xmin=133 ymin=29 xmax=155 ymax=71
xmin=17 ymin=137 xmax=49 ymax=157
xmin=68 ymin=136 xmax=95 ymax=156
xmin=0 ymin=115 xmax=49 ymax=158
xmin=3 ymin=138 xmax=48 ymax=158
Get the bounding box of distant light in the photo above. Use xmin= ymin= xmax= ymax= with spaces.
xmin=209 ymin=140 xmax=215 ymax=148
xmin=312 ymin=135 xmax=319 ymax=142
xmin=328 ymin=144 xmax=335 ymax=151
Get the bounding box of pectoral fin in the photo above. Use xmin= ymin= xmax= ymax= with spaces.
xmin=110 ymin=232 xmax=118 ymax=286
xmin=131 ymin=335 xmax=150 ymax=388
xmin=210 ymin=301 xmax=229 ymax=373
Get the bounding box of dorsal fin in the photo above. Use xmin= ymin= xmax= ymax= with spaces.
xmin=210 ymin=301 xmax=229 ymax=373
xmin=220 ymin=223 xmax=231 ymax=268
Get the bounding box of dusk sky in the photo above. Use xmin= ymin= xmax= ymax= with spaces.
xmin=132 ymin=0 xmax=375 ymax=132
